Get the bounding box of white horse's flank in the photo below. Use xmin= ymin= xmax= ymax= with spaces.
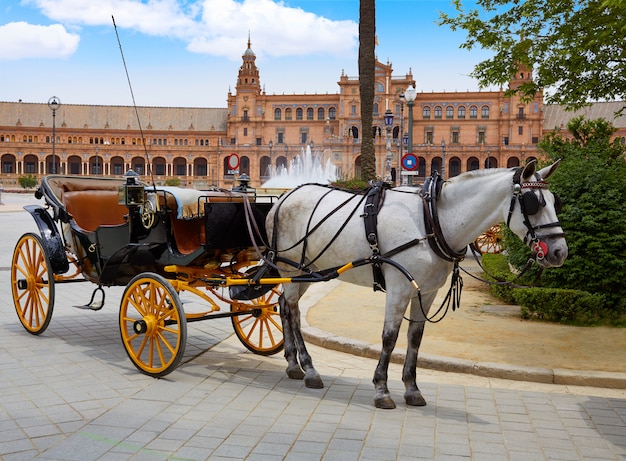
xmin=266 ymin=161 xmax=568 ymax=409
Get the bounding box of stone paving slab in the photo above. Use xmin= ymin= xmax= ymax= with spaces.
xmin=0 ymin=194 xmax=625 ymax=460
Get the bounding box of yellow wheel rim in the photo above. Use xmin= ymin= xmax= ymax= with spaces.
xmin=119 ymin=273 xmax=187 ymax=377
xmin=11 ymin=233 xmax=54 ymax=334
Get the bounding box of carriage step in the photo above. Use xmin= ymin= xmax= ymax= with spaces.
xmin=74 ymin=287 xmax=105 ymax=311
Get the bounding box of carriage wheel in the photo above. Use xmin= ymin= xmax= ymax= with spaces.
xmin=231 ymin=285 xmax=284 ymax=356
xmin=119 ymin=273 xmax=187 ymax=377
xmin=11 ymin=233 xmax=55 ymax=335
xmin=473 ymin=224 xmax=504 ymax=254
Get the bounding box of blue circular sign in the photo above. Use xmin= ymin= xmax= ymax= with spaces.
xmin=402 ymin=153 xmax=419 ymax=171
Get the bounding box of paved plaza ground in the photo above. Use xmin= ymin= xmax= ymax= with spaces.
xmin=0 ymin=192 xmax=625 ymax=460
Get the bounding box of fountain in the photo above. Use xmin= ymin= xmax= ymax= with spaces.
xmin=261 ymin=145 xmax=339 ymax=189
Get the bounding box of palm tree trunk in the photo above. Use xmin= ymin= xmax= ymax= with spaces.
xmin=359 ymin=0 xmax=376 ymax=181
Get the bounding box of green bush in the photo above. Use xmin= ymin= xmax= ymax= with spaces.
xmin=482 ymin=253 xmax=625 ymax=326
xmin=330 ymin=177 xmax=370 ymax=192
xmin=165 ymin=178 xmax=181 ymax=187
xmin=18 ymin=175 xmax=38 ymax=189
xmin=515 ymin=288 xmax=607 ymax=325
xmin=481 ymin=253 xmax=516 ymax=303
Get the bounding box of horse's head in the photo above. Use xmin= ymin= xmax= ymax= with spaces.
xmin=506 ymin=160 xmax=568 ymax=268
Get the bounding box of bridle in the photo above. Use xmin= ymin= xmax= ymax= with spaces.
xmin=506 ymin=168 xmax=565 ymax=261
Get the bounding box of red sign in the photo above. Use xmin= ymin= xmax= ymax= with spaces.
xmin=402 ymin=153 xmax=419 ymax=171
xmin=228 ymin=153 xmax=240 ymax=170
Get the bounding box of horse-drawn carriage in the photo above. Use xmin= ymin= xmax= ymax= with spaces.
xmin=12 ymin=161 xmax=567 ymax=408
xmin=11 ymin=171 xmax=283 ymax=377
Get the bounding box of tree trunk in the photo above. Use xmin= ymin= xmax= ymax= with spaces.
xmin=359 ymin=0 xmax=376 ymax=181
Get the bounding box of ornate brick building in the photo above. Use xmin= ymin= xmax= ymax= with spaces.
xmin=1 ymin=39 xmax=624 ymax=189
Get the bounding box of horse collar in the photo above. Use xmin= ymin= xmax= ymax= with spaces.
xmin=421 ymin=172 xmax=467 ymax=263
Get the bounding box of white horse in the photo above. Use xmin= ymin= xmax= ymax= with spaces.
xmin=265 ymin=161 xmax=567 ymax=409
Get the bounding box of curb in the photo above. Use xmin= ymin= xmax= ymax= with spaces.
xmin=299 ymin=281 xmax=626 ymax=390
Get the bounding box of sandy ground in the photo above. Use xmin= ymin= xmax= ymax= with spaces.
xmin=307 ymin=265 xmax=626 ymax=373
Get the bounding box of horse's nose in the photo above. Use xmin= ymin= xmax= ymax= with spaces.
xmin=550 ymin=244 xmax=568 ymax=266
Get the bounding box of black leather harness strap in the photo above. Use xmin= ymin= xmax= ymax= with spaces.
xmin=361 ymin=181 xmax=391 ymax=291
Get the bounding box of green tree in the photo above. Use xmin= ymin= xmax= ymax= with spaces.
xmin=506 ymin=117 xmax=626 ymax=312
xmin=440 ymin=0 xmax=626 ymax=108
xmin=359 ymin=0 xmax=376 ymax=181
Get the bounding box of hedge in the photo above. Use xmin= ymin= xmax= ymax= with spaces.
xmin=481 ymin=254 xmax=622 ymax=326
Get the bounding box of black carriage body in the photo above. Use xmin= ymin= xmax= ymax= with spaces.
xmin=27 ymin=175 xmax=273 ymax=286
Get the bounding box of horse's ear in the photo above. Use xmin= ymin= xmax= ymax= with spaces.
xmin=537 ymin=159 xmax=561 ymax=180
xmin=521 ymin=160 xmax=537 ymax=182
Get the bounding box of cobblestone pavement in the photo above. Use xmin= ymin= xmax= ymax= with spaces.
xmin=1 ymin=193 xmax=625 ymax=460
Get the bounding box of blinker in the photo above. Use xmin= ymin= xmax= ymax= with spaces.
xmin=521 ymin=191 xmax=541 ymax=215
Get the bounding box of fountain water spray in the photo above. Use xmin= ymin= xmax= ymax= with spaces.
xmin=262 ymin=145 xmax=338 ymax=188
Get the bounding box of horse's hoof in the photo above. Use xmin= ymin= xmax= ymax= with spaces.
xmin=374 ymin=396 xmax=396 ymax=409
xmin=286 ymin=366 xmax=305 ymax=380
xmin=304 ymin=372 xmax=324 ymax=389
xmin=405 ymin=392 xmax=427 ymax=406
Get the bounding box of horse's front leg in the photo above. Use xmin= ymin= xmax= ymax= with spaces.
xmin=402 ymin=293 xmax=436 ymax=406
xmin=279 ymin=284 xmax=324 ymax=389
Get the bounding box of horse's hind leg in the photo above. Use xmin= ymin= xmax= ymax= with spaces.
xmin=279 ymin=284 xmax=324 ymax=389
xmin=402 ymin=294 xmax=434 ymax=406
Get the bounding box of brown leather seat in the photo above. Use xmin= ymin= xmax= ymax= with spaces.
xmin=63 ymin=190 xmax=128 ymax=232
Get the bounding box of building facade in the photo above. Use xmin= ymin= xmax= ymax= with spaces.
xmin=1 ymin=39 xmax=624 ymax=189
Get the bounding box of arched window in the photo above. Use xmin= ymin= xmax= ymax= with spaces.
xmin=458 ymin=106 xmax=466 ymax=119
xmin=285 ymin=108 xmax=292 ymax=120
xmin=423 ymin=106 xmax=431 ymax=119
xmin=481 ymin=105 xmax=490 ymax=119
xmin=446 ymin=106 xmax=454 ymax=119
xmin=469 ymin=106 xmax=478 ymax=118
xmin=296 ymin=108 xmax=303 ymax=120
xmin=434 ymin=106 xmax=442 ymax=119
xmin=328 ymin=107 xmax=337 ymax=119
xmin=307 ymin=108 xmax=314 ymax=120
xmin=318 ymin=107 xmax=325 ymax=120
xmin=274 ymin=108 xmax=281 ymax=120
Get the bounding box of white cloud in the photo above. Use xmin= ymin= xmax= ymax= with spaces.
xmin=190 ymin=0 xmax=357 ymax=58
xmin=0 ymin=21 xmax=79 ymax=59
xmin=22 ymin=0 xmax=357 ymax=59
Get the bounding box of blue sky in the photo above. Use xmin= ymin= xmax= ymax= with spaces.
xmin=1 ymin=0 xmax=493 ymax=108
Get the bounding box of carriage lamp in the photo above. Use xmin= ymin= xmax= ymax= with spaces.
xmin=119 ymin=169 xmax=144 ymax=206
xmin=384 ymin=110 xmax=394 ymax=184
xmin=233 ymin=173 xmax=256 ymax=198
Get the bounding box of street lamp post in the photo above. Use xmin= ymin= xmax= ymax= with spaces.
xmin=384 ymin=109 xmax=394 ymax=184
xmin=397 ymin=94 xmax=404 ymax=186
xmin=441 ymin=139 xmax=446 ymax=179
xmin=404 ymin=85 xmax=417 ymax=185
xmin=48 ymin=96 xmax=61 ymax=174
xmin=268 ymin=140 xmax=273 ymax=176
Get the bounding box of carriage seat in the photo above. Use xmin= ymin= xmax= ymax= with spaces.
xmin=163 ymin=189 xmax=248 ymax=255
xmin=63 ymin=190 xmax=128 ymax=232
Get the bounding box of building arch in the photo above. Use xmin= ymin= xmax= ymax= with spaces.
xmin=111 ymin=155 xmax=125 ymax=175
xmin=507 ymin=157 xmax=520 ymax=168
xmin=467 ymin=156 xmax=479 ymax=171
xmin=194 ymin=157 xmax=208 ymax=177
xmin=173 ymin=157 xmax=187 ymax=176
xmin=1 ymin=153 xmax=16 ymax=174
xmin=449 ymin=156 xmax=462 ymax=177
